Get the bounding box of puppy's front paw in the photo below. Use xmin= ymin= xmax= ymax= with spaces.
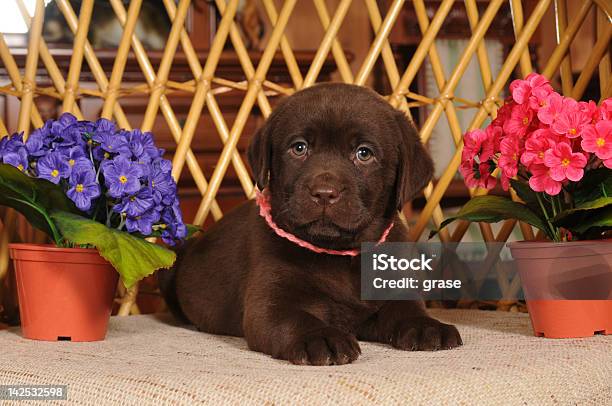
xmin=390 ymin=317 xmax=462 ymax=351
xmin=282 ymin=326 xmax=361 ymax=366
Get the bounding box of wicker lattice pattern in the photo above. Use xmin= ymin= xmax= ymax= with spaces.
xmin=0 ymin=0 xmax=610 ymax=314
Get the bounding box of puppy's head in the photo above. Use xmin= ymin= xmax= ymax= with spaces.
xmin=248 ymin=83 xmax=433 ymax=249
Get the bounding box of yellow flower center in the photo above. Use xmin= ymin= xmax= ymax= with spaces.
xmin=561 ymin=158 xmax=570 ymax=167
xmin=151 ymin=181 xmax=156 ymax=187
xmin=87 ymin=139 xmax=93 ymax=145
xmin=160 ymin=223 xmax=167 ymax=230
xmin=596 ymin=137 xmax=605 ymax=147
xmin=569 ymin=128 xmax=577 ymax=135
xmin=522 ymin=117 xmax=529 ymax=125
xmin=104 ymin=152 xmax=110 ymax=159
xmin=17 ymin=164 xmax=24 ymax=171
xmin=119 ymin=175 xmax=128 ymax=184
xmin=538 ymin=151 xmax=545 ymax=159
xmin=75 ymin=184 xmax=84 ymax=193
xmin=68 ymin=159 xmax=75 ymax=166
xmin=130 ymin=196 xmax=136 ymax=201
xmin=51 ymin=169 xmax=59 ymax=178
xmin=512 ymin=153 xmax=518 ymax=161
xmin=539 ymin=100 xmax=546 ymax=107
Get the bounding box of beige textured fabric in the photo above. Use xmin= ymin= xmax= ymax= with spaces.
xmin=1 ymin=309 xmax=610 ymax=405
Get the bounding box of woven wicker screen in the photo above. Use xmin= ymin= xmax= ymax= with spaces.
xmin=0 ymin=0 xmax=610 ymax=315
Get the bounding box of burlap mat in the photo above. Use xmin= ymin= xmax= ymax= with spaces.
xmin=1 ymin=309 xmax=610 ymax=405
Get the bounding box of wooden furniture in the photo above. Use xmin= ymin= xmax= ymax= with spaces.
xmin=377 ymin=0 xmax=541 ymax=207
xmin=0 ymin=3 xmax=339 ymax=223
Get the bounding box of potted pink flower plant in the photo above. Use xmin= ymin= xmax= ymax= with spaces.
xmin=438 ymin=73 xmax=611 ymax=338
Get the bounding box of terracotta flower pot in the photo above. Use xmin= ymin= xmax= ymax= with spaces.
xmin=9 ymin=244 xmax=118 ymax=342
xmin=508 ymin=240 xmax=612 ymax=338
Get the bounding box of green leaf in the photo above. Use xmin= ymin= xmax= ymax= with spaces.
xmin=510 ymin=178 xmax=547 ymax=215
xmin=432 ymin=195 xmax=548 ymax=238
xmin=185 ymin=224 xmax=202 ymax=239
xmin=136 ymin=223 xmax=201 ymax=240
xmin=571 ymin=168 xmax=612 ymax=206
xmin=552 ymin=196 xmax=612 ymax=220
xmin=557 ymin=206 xmax=612 ymax=235
xmin=51 ymin=211 xmax=177 ymax=288
xmin=0 ymin=164 xmax=78 ymax=244
xmin=552 ymin=197 xmax=612 ymax=235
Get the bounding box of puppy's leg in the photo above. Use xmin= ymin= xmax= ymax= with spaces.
xmin=243 ymin=308 xmax=361 ymax=366
xmin=357 ymin=301 xmax=462 ymax=351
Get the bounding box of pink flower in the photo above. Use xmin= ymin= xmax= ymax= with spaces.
xmin=498 ymin=134 xmax=521 ymax=178
xmin=462 ymin=128 xmax=496 ymax=163
xmin=491 ymin=100 xmax=514 ymax=129
xmin=528 ymin=163 xmax=562 ymax=195
xmin=529 ymin=85 xmax=554 ymax=111
xmin=503 ymin=103 xmax=534 ymax=138
xmin=543 ymin=142 xmax=587 ymax=182
xmin=551 ymin=106 xmax=590 ymax=138
xmin=604 ymin=157 xmax=612 ymax=169
xmin=581 ymin=120 xmax=612 ymax=160
xmin=579 ymin=101 xmax=600 ymax=125
xmin=509 ymin=73 xmax=553 ymax=106
xmin=521 ymin=129 xmax=557 ymax=167
xmin=500 ymin=173 xmax=511 ymax=191
xmin=459 ymin=159 xmax=497 ymax=190
xmin=600 ymin=98 xmax=612 ymax=121
xmin=537 ymin=92 xmax=569 ymax=125
xmin=487 ymin=125 xmax=503 ymax=151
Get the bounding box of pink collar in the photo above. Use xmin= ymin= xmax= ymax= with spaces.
xmin=255 ymin=190 xmax=393 ymax=257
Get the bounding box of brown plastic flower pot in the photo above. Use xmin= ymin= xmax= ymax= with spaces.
xmin=9 ymin=244 xmax=118 ymax=342
xmin=508 ymin=240 xmax=612 ymax=339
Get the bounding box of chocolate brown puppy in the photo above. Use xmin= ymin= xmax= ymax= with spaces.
xmin=159 ymin=83 xmax=462 ymax=365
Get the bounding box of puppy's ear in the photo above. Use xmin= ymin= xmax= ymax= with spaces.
xmin=394 ymin=111 xmax=434 ymax=210
xmin=247 ymin=121 xmax=272 ymax=190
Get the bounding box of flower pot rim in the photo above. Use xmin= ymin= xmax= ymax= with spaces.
xmin=9 ymin=243 xmax=110 ymax=265
xmin=9 ymin=243 xmax=99 ymax=254
xmin=507 ymin=239 xmax=611 ymax=250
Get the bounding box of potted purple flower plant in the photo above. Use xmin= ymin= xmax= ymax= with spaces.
xmin=0 ymin=113 xmax=190 ymax=341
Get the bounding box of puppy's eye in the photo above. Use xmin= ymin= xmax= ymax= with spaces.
xmin=356 ymin=146 xmax=374 ymax=162
xmin=290 ymin=141 xmax=308 ymax=157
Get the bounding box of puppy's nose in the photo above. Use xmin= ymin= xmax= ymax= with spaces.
xmin=310 ymin=186 xmax=340 ymax=205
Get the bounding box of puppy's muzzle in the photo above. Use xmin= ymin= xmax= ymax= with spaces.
xmin=308 ymin=172 xmax=342 ymax=206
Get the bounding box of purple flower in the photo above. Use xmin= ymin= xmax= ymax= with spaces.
xmin=37 ymin=151 xmax=70 ymax=184
xmin=25 ymin=128 xmax=48 ymax=157
xmin=48 ymin=114 xmax=83 ymax=148
xmin=3 ymin=147 xmax=29 ymax=172
xmin=61 ymin=122 xmax=91 ymax=149
xmin=92 ymin=131 xmax=130 ymax=156
xmin=67 ymin=166 xmax=100 ymax=211
xmin=1 ymin=115 xmax=188 ymax=244
xmin=50 ymin=113 xmax=77 ymax=136
xmin=149 ymin=171 xmax=176 ymax=205
xmin=92 ymin=145 xmax=110 ymax=161
xmin=160 ymin=201 xmax=187 ymax=245
xmin=94 ymin=118 xmax=116 ymax=135
xmin=126 ymin=207 xmax=161 ymax=235
xmin=113 ymin=188 xmax=154 ymax=217
xmin=153 ymin=157 xmax=172 ymax=173
xmin=0 ymin=133 xmax=25 ymax=155
xmin=62 ymin=146 xmax=92 ymax=175
xmin=101 ymin=156 xmax=142 ymax=197
xmin=126 ymin=129 xmax=160 ymax=162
